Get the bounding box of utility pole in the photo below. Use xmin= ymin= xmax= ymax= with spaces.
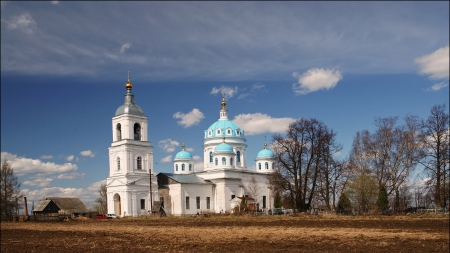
xmin=149 ymin=169 xmax=153 ymax=212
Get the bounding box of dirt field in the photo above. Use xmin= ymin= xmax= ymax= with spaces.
xmin=1 ymin=214 xmax=448 ymax=252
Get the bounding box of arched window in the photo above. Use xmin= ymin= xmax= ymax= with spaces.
xmin=272 ymin=162 xmax=275 ymax=170
xmin=222 ymin=157 xmax=226 ymax=165
xmin=137 ymin=157 xmax=142 ymax=170
xmin=236 ymin=130 xmax=240 ymax=135
xmin=265 ymin=162 xmax=269 ymax=170
xmin=182 ymin=164 xmax=185 ymax=171
xmin=217 ymin=129 xmax=221 ymax=135
xmin=230 ymin=157 xmax=233 ymax=166
xmin=258 ymin=163 xmax=261 ymax=170
xmin=209 ymin=130 xmax=212 ymax=136
xmin=209 ymin=152 xmax=213 ymax=163
xmin=117 ymin=157 xmax=120 ymax=170
xmin=189 ymin=164 xmax=192 ymax=171
xmin=215 ymin=158 xmax=218 ymax=166
xmin=116 ymin=123 xmax=122 ymax=141
xmin=134 ymin=123 xmax=141 ymax=140
xmin=227 ymin=129 xmax=231 ymax=134
xmin=237 ymin=151 xmax=241 ymax=163
xmin=176 ymin=164 xmax=178 ymax=171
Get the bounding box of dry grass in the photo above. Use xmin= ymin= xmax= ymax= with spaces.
xmin=1 ymin=214 xmax=448 ymax=252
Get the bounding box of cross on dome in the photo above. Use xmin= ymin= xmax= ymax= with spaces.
xmin=125 ymin=71 xmax=133 ymax=91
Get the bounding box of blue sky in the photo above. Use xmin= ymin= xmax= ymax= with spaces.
xmin=1 ymin=1 xmax=448 ymax=209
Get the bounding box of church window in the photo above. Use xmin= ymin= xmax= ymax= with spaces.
xmin=215 ymin=158 xmax=218 ymax=166
xmin=117 ymin=157 xmax=120 ymax=170
xmin=176 ymin=164 xmax=178 ymax=171
xmin=209 ymin=152 xmax=213 ymax=163
xmin=272 ymin=162 xmax=275 ymax=170
xmin=227 ymin=129 xmax=231 ymax=134
xmin=189 ymin=164 xmax=192 ymax=171
xmin=206 ymin=197 xmax=210 ymax=209
xmin=186 ymin=197 xmax=190 ymax=209
xmin=140 ymin=199 xmax=145 ymax=210
xmin=237 ymin=151 xmax=241 ymax=163
xmin=231 ymin=195 xmax=235 ymax=200
xmin=230 ymin=158 xmax=233 ymax=166
xmin=137 ymin=157 xmax=142 ymax=170
xmin=182 ymin=164 xmax=185 ymax=171
xmin=217 ymin=129 xmax=221 ymax=135
xmin=258 ymin=163 xmax=261 ymax=170
xmin=196 ymin=196 xmax=200 ymax=209
xmin=209 ymin=130 xmax=212 ymax=136
xmin=134 ymin=123 xmax=141 ymax=140
xmin=236 ymin=130 xmax=240 ymax=135
xmin=116 ymin=124 xmax=122 ymax=141
xmin=263 ymin=196 xmax=267 ymax=209
xmin=265 ymin=162 xmax=269 ymax=170
xmin=222 ymin=157 xmax=226 ymax=165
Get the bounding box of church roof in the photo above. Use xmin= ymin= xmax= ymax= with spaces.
xmin=159 ymin=173 xmax=214 ymax=185
xmin=115 ymin=72 xmax=145 ymax=116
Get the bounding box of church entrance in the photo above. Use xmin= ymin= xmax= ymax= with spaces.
xmin=114 ymin=193 xmax=121 ymax=216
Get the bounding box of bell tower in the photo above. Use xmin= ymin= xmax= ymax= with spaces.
xmin=106 ymin=72 xmax=158 ymax=217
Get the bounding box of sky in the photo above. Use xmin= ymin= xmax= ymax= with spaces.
xmin=1 ymin=1 xmax=449 ymax=210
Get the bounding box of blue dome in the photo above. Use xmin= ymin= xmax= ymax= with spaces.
xmin=214 ymin=143 xmax=234 ymax=153
xmin=205 ymin=120 xmax=243 ymax=139
xmin=174 ymin=150 xmax=193 ymax=160
xmin=256 ymin=149 xmax=274 ymax=159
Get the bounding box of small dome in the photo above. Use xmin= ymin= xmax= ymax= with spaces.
xmin=175 ymin=150 xmax=193 ymax=160
xmin=206 ymin=120 xmax=244 ymax=139
xmin=214 ymin=143 xmax=234 ymax=153
xmin=256 ymin=149 xmax=274 ymax=159
xmin=115 ymin=103 xmax=145 ymax=116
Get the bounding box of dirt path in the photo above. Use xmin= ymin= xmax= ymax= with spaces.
xmin=1 ymin=215 xmax=448 ymax=252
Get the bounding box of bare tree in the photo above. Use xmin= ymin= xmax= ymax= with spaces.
xmin=419 ymin=104 xmax=449 ymax=209
xmin=94 ymin=183 xmax=107 ymax=214
xmin=246 ymin=176 xmax=259 ymax=205
xmin=270 ymin=118 xmax=339 ymax=211
xmin=359 ymin=116 xmax=421 ymax=210
xmin=1 ymin=159 xmax=23 ymax=221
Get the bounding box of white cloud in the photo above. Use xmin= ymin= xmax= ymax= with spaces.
xmin=66 ymin=155 xmax=74 ymax=161
xmin=292 ymin=68 xmax=342 ymax=95
xmin=57 ymin=172 xmax=85 ymax=180
xmin=120 ymin=42 xmax=132 ymax=53
xmin=415 ymin=45 xmax=449 ymax=80
xmin=160 ymin=155 xmax=172 ymax=163
xmin=185 ymin=147 xmax=194 ymax=152
xmin=173 ymin=108 xmax=205 ymax=128
xmin=80 ymin=150 xmax=95 ymax=158
xmin=193 ymin=155 xmax=203 ymax=169
xmin=210 ymin=86 xmax=239 ymax=99
xmin=51 ymin=1 xmax=59 ymax=4
xmin=6 ymin=13 xmax=37 ymax=34
xmin=430 ymin=81 xmax=449 ymax=91
xmin=23 ymin=178 xmax=53 ymax=187
xmin=238 ymin=83 xmax=266 ymax=99
xmin=158 ymin=139 xmax=179 ymax=153
xmin=1 ymin=152 xmax=78 ymax=176
xmin=232 ymin=113 xmax=296 ymax=135
xmin=40 ymin=155 xmax=53 ymax=160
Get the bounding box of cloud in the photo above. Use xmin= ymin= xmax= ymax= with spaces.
xmin=23 ymin=178 xmax=53 ymax=187
xmin=210 ymin=86 xmax=239 ymax=99
xmin=160 ymin=155 xmax=172 ymax=163
xmin=292 ymin=68 xmax=342 ymax=95
xmin=120 ymin=42 xmax=132 ymax=53
xmin=40 ymin=155 xmax=54 ymax=160
xmin=173 ymin=108 xmax=205 ymax=128
xmin=57 ymin=172 xmax=85 ymax=180
xmin=66 ymin=155 xmax=75 ymax=161
xmin=158 ymin=139 xmax=179 ymax=153
xmin=185 ymin=147 xmax=194 ymax=152
xmin=238 ymin=83 xmax=267 ymax=99
xmin=1 ymin=152 xmax=78 ymax=176
xmin=80 ymin=150 xmax=95 ymax=158
xmin=415 ymin=45 xmax=449 ymax=80
xmin=232 ymin=113 xmax=296 ymax=135
xmin=5 ymin=13 xmax=37 ymax=34
xmin=429 ymin=81 xmax=449 ymax=91
xmin=51 ymin=1 xmax=59 ymax=4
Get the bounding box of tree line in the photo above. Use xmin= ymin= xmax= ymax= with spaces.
xmin=269 ymin=104 xmax=449 ymax=213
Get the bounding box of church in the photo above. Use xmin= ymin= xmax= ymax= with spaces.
xmin=106 ymin=75 xmax=275 ymax=216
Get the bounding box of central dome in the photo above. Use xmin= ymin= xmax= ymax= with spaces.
xmin=206 ymin=119 xmax=243 ymax=139
xmin=214 ymin=143 xmax=234 ymax=153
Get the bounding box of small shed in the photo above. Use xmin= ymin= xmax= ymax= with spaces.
xmin=230 ymin=196 xmax=256 ymax=212
xmin=33 ymin=197 xmax=91 ymax=219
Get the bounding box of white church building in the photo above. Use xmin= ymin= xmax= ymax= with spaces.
xmin=106 ymin=75 xmax=275 ymax=216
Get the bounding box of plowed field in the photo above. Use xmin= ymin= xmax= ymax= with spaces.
xmin=1 ymin=214 xmax=448 ymax=252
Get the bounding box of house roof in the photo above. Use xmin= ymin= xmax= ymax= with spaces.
xmin=34 ymin=197 xmax=90 ymax=213
xmin=159 ymin=173 xmax=214 ymax=185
